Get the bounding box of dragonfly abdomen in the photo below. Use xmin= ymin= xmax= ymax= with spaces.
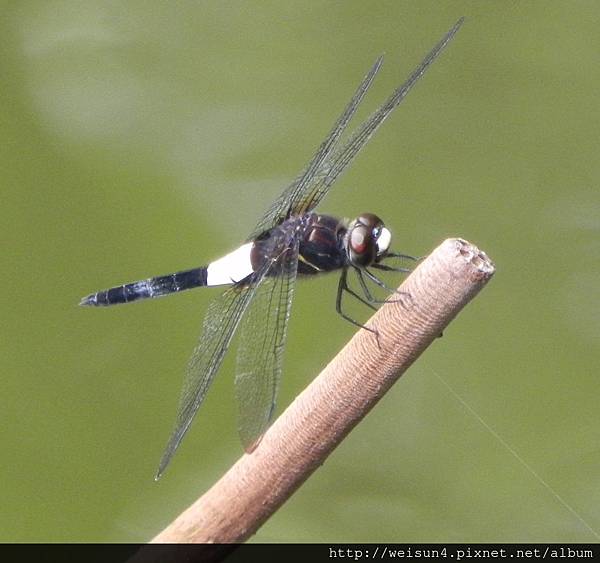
xmin=80 ymin=267 xmax=208 ymax=306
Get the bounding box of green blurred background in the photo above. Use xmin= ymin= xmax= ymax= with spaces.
xmin=2 ymin=0 xmax=598 ymax=543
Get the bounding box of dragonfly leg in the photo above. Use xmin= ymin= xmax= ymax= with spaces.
xmin=336 ymin=269 xmax=378 ymax=335
xmin=371 ymin=262 xmax=412 ymax=274
xmin=343 ymin=271 xmax=377 ymax=311
xmin=363 ymin=267 xmax=402 ymax=293
xmin=385 ymin=251 xmax=418 ymax=261
xmin=355 ymin=268 xmax=385 ymax=303
xmin=359 ymin=267 xmax=413 ymax=308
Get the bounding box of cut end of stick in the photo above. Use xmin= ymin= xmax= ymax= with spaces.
xmin=453 ymin=238 xmax=495 ymax=276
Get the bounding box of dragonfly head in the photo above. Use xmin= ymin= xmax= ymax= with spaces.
xmin=346 ymin=213 xmax=391 ymax=268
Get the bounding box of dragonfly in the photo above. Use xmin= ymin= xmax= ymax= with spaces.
xmin=80 ymin=18 xmax=463 ymax=479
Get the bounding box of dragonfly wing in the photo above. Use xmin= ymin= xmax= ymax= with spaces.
xmin=235 ymin=236 xmax=300 ymax=450
xmin=297 ymin=18 xmax=464 ymax=214
xmin=155 ymin=265 xmax=270 ymax=479
xmin=248 ymin=54 xmax=383 ymax=239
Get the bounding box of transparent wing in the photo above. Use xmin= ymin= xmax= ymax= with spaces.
xmin=296 ymin=17 xmax=465 ymax=214
xmin=235 ymin=237 xmax=299 ymax=450
xmin=155 ymin=265 xmax=269 ymax=479
xmin=248 ymin=54 xmax=383 ymax=239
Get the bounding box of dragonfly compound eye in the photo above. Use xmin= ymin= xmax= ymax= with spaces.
xmin=349 ymin=223 xmax=376 ymax=266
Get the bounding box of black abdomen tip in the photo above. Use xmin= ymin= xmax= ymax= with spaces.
xmin=79 ymin=293 xmax=99 ymax=306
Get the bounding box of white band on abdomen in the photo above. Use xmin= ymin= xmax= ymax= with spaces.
xmin=206 ymin=242 xmax=254 ymax=286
